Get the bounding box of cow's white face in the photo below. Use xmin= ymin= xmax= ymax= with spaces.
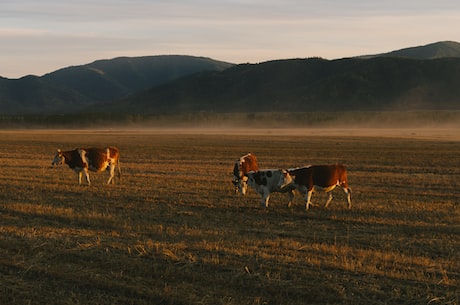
xmin=233 ymin=175 xmax=249 ymax=195
xmin=51 ymin=149 xmax=65 ymax=166
xmin=278 ymin=170 xmax=294 ymax=189
xmin=240 ymin=176 xmax=249 ymax=195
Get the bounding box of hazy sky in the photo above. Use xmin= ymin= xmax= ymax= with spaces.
xmin=2 ymin=0 xmax=460 ymax=78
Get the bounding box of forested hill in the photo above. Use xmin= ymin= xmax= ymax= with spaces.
xmin=361 ymin=40 xmax=460 ymax=59
xmin=0 ymin=55 xmax=233 ymax=114
xmin=2 ymin=41 xmax=460 ymax=115
xmin=42 ymin=55 xmax=233 ymax=101
xmin=110 ymin=56 xmax=460 ymax=114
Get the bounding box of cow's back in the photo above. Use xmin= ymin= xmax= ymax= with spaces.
xmin=67 ymin=149 xmax=86 ymax=168
xmin=107 ymin=146 xmax=120 ymax=160
xmin=84 ymin=148 xmax=107 ymax=167
xmin=292 ymin=164 xmax=348 ymax=187
xmin=241 ymin=153 xmax=258 ymax=174
xmin=312 ymin=165 xmax=341 ymax=186
xmin=249 ymin=169 xmax=286 ymax=192
xmin=234 ymin=153 xmax=259 ymax=179
xmin=335 ymin=164 xmax=348 ymax=187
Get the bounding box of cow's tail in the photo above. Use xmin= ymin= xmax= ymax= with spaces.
xmin=117 ymin=158 xmax=121 ymax=182
xmin=347 ymin=186 xmax=352 ymax=209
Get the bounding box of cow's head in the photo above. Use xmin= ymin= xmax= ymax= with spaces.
xmin=232 ymin=160 xmax=249 ymax=195
xmin=233 ymin=175 xmax=249 ymax=195
xmin=278 ymin=169 xmax=294 ymax=189
xmin=51 ymin=149 xmax=65 ymax=166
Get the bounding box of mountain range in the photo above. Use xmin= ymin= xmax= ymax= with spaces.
xmin=1 ymin=41 xmax=460 ymax=116
xmin=0 ymin=56 xmax=233 ymax=114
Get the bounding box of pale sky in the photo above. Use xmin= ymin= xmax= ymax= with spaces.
xmin=1 ymin=0 xmax=460 ymax=78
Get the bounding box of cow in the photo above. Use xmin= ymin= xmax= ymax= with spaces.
xmin=278 ymin=164 xmax=351 ymax=210
xmin=232 ymin=153 xmax=259 ymax=195
xmin=246 ymin=169 xmax=296 ymax=208
xmin=52 ymin=147 xmax=121 ymax=185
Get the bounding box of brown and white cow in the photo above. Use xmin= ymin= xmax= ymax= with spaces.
xmin=52 ymin=147 xmax=121 ymax=185
xmin=278 ymin=164 xmax=351 ymax=210
xmin=232 ymin=153 xmax=259 ymax=195
xmin=246 ymin=169 xmax=296 ymax=208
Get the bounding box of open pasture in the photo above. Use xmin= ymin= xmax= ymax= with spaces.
xmin=0 ymin=130 xmax=458 ymax=305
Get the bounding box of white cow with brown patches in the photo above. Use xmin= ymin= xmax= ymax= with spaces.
xmin=246 ymin=169 xmax=296 ymax=208
xmin=232 ymin=153 xmax=259 ymax=195
xmin=52 ymin=147 xmax=121 ymax=185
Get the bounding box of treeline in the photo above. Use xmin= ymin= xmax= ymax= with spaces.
xmin=113 ymin=57 xmax=460 ymax=114
xmin=1 ymin=111 xmax=460 ymax=129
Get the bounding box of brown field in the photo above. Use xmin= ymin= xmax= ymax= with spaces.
xmin=0 ymin=129 xmax=458 ymax=305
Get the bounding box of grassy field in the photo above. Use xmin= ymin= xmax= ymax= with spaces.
xmin=0 ymin=129 xmax=458 ymax=305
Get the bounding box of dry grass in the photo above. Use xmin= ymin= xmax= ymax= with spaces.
xmin=0 ymin=129 xmax=458 ymax=305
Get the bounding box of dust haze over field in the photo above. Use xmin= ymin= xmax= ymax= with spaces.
xmin=19 ymin=125 xmax=460 ymax=141
xmin=0 ymin=129 xmax=458 ymax=305
xmin=2 ymin=110 xmax=460 ymax=134
xmin=109 ymin=126 xmax=460 ymax=141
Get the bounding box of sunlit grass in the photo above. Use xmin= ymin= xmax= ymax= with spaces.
xmin=0 ymin=130 xmax=458 ymax=305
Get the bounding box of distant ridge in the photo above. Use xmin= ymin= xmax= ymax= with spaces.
xmin=1 ymin=41 xmax=460 ymax=117
xmin=0 ymin=55 xmax=233 ymax=114
xmin=42 ymin=55 xmax=234 ymax=102
xmin=111 ymin=56 xmax=460 ymax=114
xmin=360 ymin=41 xmax=460 ymax=59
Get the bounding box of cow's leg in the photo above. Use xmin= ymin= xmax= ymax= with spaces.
xmin=78 ymin=172 xmax=82 ymax=185
xmin=116 ymin=159 xmax=121 ymax=182
xmin=241 ymin=180 xmax=248 ymax=195
xmin=83 ymin=168 xmax=91 ymax=185
xmin=107 ymin=164 xmax=115 ymax=184
xmin=324 ymin=192 xmax=334 ymax=208
xmin=261 ymin=190 xmax=270 ymax=208
xmin=305 ymin=190 xmax=314 ymax=210
xmin=287 ymin=190 xmax=295 ymax=208
xmin=343 ymin=187 xmax=352 ymax=209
